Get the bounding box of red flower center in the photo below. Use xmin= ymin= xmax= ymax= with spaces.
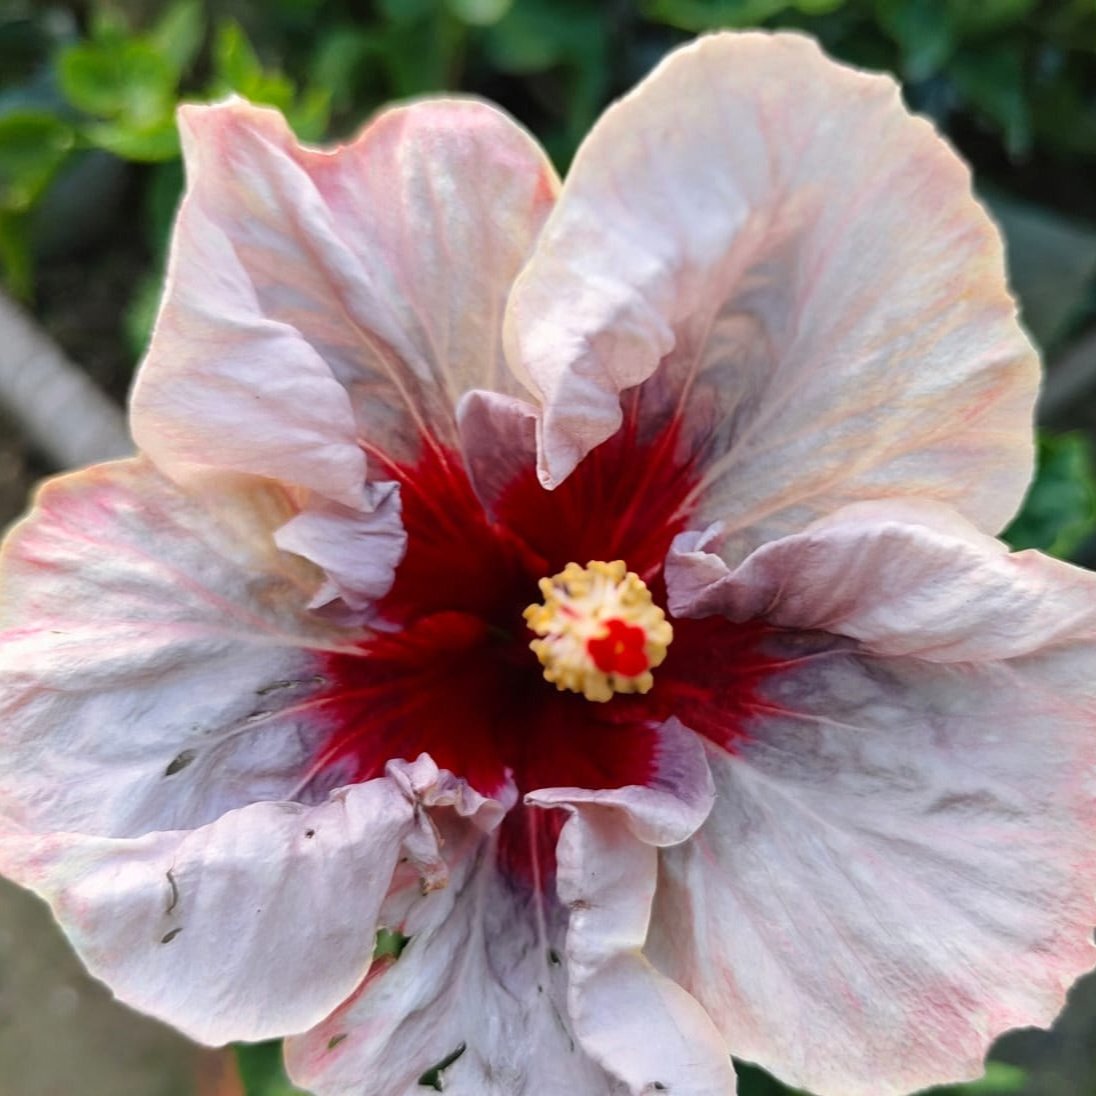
xmin=305 ymin=404 xmax=775 ymax=875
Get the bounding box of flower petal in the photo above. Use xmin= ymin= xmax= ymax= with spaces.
xmin=0 ymin=771 xmax=424 ymax=1044
xmin=530 ymin=720 xmax=735 ymax=1095
xmin=505 ymin=32 xmax=1036 ymax=545
xmin=456 ymin=388 xmax=539 ymax=517
xmin=274 ymin=481 xmax=406 ymax=611
xmin=132 ymin=97 xmax=558 ymax=502
xmin=667 ymin=499 xmax=1096 ymax=660
xmin=286 ymin=815 xmax=620 ymax=1095
xmin=651 ymin=515 xmax=1096 ymax=1094
xmin=0 ymin=458 xmax=353 ymax=838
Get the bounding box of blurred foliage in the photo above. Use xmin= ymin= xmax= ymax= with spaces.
xmin=235 ymin=1040 xmax=308 ymax=1096
xmin=1005 ymin=431 xmax=1096 ymax=558
xmin=0 ymin=0 xmax=1094 ymax=299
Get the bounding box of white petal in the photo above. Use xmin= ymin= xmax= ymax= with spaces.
xmin=0 ymin=459 xmax=352 ymax=838
xmin=650 ymin=524 xmax=1096 ymax=1094
xmin=133 ymin=97 xmax=558 ymax=499
xmin=0 ymin=775 xmax=426 ymax=1044
xmin=667 ymin=499 xmax=1096 ymax=660
xmin=274 ymin=481 xmax=407 ymax=611
xmin=506 ymin=32 xmax=1036 ymax=542
xmin=532 ymin=721 xmax=734 ymax=1095
xmin=456 ymin=388 xmax=539 ymax=517
xmin=286 ymin=825 xmax=621 ymax=1095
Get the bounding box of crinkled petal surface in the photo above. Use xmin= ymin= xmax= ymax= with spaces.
xmin=274 ymin=481 xmax=406 ymax=611
xmin=287 ymin=810 xmax=622 ymax=1095
xmin=0 ymin=774 xmax=421 ymax=1045
xmin=651 ymin=506 xmax=1096 ymax=1095
xmin=132 ymin=96 xmax=558 ymax=502
xmin=505 ymin=32 xmax=1036 ymax=551
xmin=288 ymin=720 xmax=726 ymax=1096
xmin=0 ymin=462 xmax=450 ymax=1043
xmin=531 ymin=720 xmax=735 ymax=1095
xmin=0 ymin=458 xmax=358 ymax=836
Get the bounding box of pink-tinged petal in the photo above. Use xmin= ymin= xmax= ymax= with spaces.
xmin=0 ymin=458 xmax=355 ymax=838
xmin=651 ymin=517 xmax=1096 ymax=1094
xmin=505 ymin=32 xmax=1036 ymax=545
xmin=286 ymin=805 xmax=621 ymax=1095
xmin=0 ymin=771 xmax=426 ymax=1045
xmin=530 ymin=720 xmax=735 ymax=1095
xmin=667 ymin=499 xmax=1096 ymax=660
xmin=274 ymin=481 xmax=406 ymax=611
xmin=132 ymin=96 xmax=559 ymax=500
xmin=456 ymin=388 xmax=539 ymax=517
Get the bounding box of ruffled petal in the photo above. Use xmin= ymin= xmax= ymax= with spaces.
xmin=132 ymin=97 xmax=558 ymax=501
xmin=0 ymin=768 xmax=430 ymax=1045
xmin=285 ymin=802 xmax=620 ymax=1095
xmin=456 ymin=388 xmax=539 ymax=517
xmin=0 ymin=458 xmax=354 ymax=838
xmin=530 ymin=720 xmax=734 ymax=1095
xmin=651 ymin=512 xmax=1096 ymax=1094
xmin=274 ymin=481 xmax=406 ymax=611
xmin=667 ymin=499 xmax=1096 ymax=660
xmin=505 ymin=32 xmax=1036 ymax=546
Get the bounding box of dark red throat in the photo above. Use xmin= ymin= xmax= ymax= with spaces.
xmin=305 ymin=407 xmax=773 ymax=878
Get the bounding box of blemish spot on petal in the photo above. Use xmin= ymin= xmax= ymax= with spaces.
xmin=417 ymin=1042 xmax=467 ymax=1090
xmin=163 ymin=749 xmax=197 ymax=777
xmin=165 ymin=869 xmax=179 ymax=914
xmin=161 ymin=927 xmax=183 ymax=944
xmin=327 ymin=1033 xmax=348 ymax=1051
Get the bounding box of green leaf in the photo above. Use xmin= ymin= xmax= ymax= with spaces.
xmin=57 ymin=38 xmax=176 ymax=124
xmin=1004 ymin=433 xmax=1096 ymax=559
xmin=234 ymin=1041 xmax=309 ymax=1096
xmin=947 ymin=0 xmax=1037 ymax=36
xmin=286 ymin=85 xmax=332 ymax=142
xmin=0 ymin=210 xmax=32 ymax=298
xmin=950 ymin=44 xmax=1033 ymax=157
xmin=212 ymin=20 xmax=267 ymax=96
xmin=310 ymin=26 xmax=385 ymax=111
xmin=83 ymin=115 xmax=180 ymax=162
xmin=150 ymin=0 xmax=206 ymax=75
xmin=378 ymin=0 xmax=439 ymax=24
xmin=0 ymin=111 xmax=75 ymax=212
xmin=874 ymin=0 xmax=957 ymax=79
xmin=210 ymin=20 xmax=302 ymax=115
xmin=641 ymin=0 xmax=795 ymax=31
xmin=446 ymin=0 xmax=514 ymax=26
xmin=919 ymin=1060 xmax=1029 ymax=1094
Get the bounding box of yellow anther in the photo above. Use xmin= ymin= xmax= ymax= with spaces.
xmin=522 ymin=560 xmax=673 ymax=703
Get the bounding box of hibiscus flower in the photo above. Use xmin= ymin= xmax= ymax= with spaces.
xmin=2 ymin=29 xmax=1094 ymax=1096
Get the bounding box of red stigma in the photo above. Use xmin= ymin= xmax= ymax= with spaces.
xmin=587 ymin=618 xmax=650 ymax=677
